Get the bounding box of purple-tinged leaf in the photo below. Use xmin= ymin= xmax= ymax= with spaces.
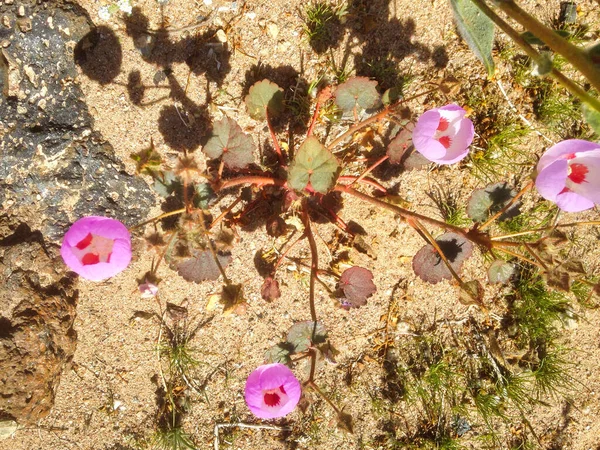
xmin=286 ymin=321 xmax=327 ymax=352
xmin=176 ymin=250 xmax=232 ymax=283
xmin=488 ymin=260 xmax=515 ymax=284
xmin=338 ymin=266 xmax=377 ymax=309
xmin=203 ymin=118 xmax=255 ymax=169
xmin=245 ymin=79 xmax=284 ymax=120
xmin=412 ymin=232 xmax=473 ymax=284
xmin=334 ymin=77 xmax=381 ymax=112
xmin=387 ymin=128 xmax=412 ymax=165
xmin=261 ymin=276 xmax=281 ymax=302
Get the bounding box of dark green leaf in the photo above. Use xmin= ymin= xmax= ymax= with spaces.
xmin=265 ymin=343 xmax=293 ymax=365
xmin=153 ymin=171 xmax=180 ymax=197
xmin=467 ymin=182 xmax=520 ymax=222
xmin=245 ymin=79 xmax=284 ymax=120
xmin=286 ymin=321 xmax=327 ymax=352
xmin=193 ymin=183 xmax=216 ymax=210
xmin=203 ymin=117 xmax=255 ymax=168
xmin=131 ymin=138 xmax=162 ymax=174
xmin=382 ymin=86 xmax=401 ymax=106
xmin=334 ymin=77 xmax=380 ymax=112
xmin=450 ymin=0 xmax=495 ymax=77
xmin=288 ymin=136 xmax=340 ymax=193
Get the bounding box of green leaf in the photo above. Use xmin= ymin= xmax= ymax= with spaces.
xmin=193 ymin=183 xmax=216 ymax=210
xmin=334 ymin=77 xmax=381 ymax=112
xmin=488 ymin=260 xmax=515 ymax=284
xmin=582 ymin=102 xmax=600 ymax=135
xmin=265 ymin=343 xmax=293 ymax=365
xmin=152 ymin=171 xmax=180 ymax=198
xmin=131 ymin=138 xmax=162 ymax=174
xmin=450 ymin=0 xmax=495 ymax=77
xmin=203 ymin=117 xmax=255 ymax=168
xmin=244 ymin=79 xmax=284 ymax=120
xmin=286 ymin=321 xmax=327 ymax=352
xmin=288 ymin=136 xmax=340 ymax=193
xmin=466 ymin=182 xmax=520 ymax=222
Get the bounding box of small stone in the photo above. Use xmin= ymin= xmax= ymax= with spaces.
xmin=5 ymin=0 xmax=14 ymax=4
xmin=215 ymin=29 xmax=227 ymax=43
xmin=17 ymin=5 xmax=24 ymax=17
xmin=266 ymin=22 xmax=279 ymax=39
xmin=0 ymin=39 xmax=9 ymax=48
xmin=16 ymin=18 xmax=32 ymax=33
xmin=2 ymin=15 xmax=10 ymax=28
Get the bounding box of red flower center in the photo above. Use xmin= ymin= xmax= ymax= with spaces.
xmin=73 ymin=233 xmax=114 ymax=266
xmin=568 ymin=163 xmax=588 ymax=184
xmin=438 ymin=135 xmax=452 ymax=149
xmin=437 ymin=117 xmax=449 ymax=132
xmin=264 ymin=392 xmax=281 ymax=407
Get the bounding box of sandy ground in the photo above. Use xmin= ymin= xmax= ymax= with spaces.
xmin=3 ymin=0 xmax=600 ymax=449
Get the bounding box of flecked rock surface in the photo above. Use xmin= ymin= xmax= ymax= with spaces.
xmin=0 ymin=0 xmax=154 ymax=427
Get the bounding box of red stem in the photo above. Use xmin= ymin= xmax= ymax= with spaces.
xmin=266 ymin=110 xmax=286 ymax=167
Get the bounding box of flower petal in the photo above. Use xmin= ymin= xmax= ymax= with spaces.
xmin=538 ymin=139 xmax=600 ymax=172
xmin=244 ymin=363 xmax=301 ymax=419
xmin=555 ymin=190 xmax=595 ymax=212
xmin=413 ymin=110 xmax=447 ymax=160
xmin=535 ymin=159 xmax=568 ymax=203
xmin=567 ymin=150 xmax=600 ymax=204
xmin=436 ymin=116 xmax=474 ymax=164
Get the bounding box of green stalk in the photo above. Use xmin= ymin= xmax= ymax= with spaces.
xmin=493 ymin=0 xmax=600 ymax=93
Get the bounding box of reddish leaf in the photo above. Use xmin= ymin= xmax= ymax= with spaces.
xmin=261 ymin=277 xmax=281 ymax=301
xmin=203 ymin=117 xmax=255 ymax=169
xmin=412 ymin=233 xmax=473 ymax=284
xmin=176 ymin=250 xmax=232 ymax=283
xmin=387 ymin=128 xmax=412 ymax=164
xmin=338 ymin=266 xmax=377 ymax=309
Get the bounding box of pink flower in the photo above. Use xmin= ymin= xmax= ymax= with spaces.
xmin=535 ymin=139 xmax=600 ymax=212
xmin=244 ymin=363 xmax=301 ymax=419
xmin=139 ymin=281 xmax=159 ymax=298
xmin=412 ymin=104 xmax=474 ymax=164
xmin=60 ymin=216 xmax=132 ymax=281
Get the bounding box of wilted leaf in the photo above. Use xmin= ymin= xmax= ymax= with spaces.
xmin=265 ymin=343 xmax=293 ymax=365
xmin=245 ymin=79 xmax=284 ymax=120
xmin=467 ymin=182 xmax=520 ymax=222
xmin=562 ymin=259 xmax=585 ymax=275
xmin=337 ymin=411 xmax=354 ymax=434
xmin=387 ymin=128 xmax=412 ymax=164
xmin=261 ymin=277 xmax=281 ymax=301
xmin=166 ymin=302 xmax=188 ymax=322
xmin=334 ymin=77 xmax=380 ymax=112
xmin=338 ymin=266 xmax=377 ymax=308
xmin=286 ymin=321 xmax=327 ymax=352
xmin=288 ymin=136 xmax=340 ymax=194
xmin=459 ymin=279 xmax=484 ymax=305
xmin=545 ymin=269 xmax=571 ymax=292
xmin=176 ymin=250 xmax=232 ymax=283
xmin=203 ymin=117 xmax=255 ymax=169
xmin=582 ymin=102 xmax=600 ymax=136
xmin=316 ymin=342 xmax=339 ymax=364
xmin=194 ymin=183 xmax=216 ymax=209
xmin=131 ymin=138 xmax=162 ymax=174
xmin=450 ymin=0 xmax=495 ymax=77
xmin=488 ymin=260 xmax=515 ymax=284
xmin=412 ymin=233 xmax=474 ymax=284
xmin=221 ymin=283 xmax=247 ymax=314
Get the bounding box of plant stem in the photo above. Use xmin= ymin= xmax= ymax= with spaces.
xmin=302 ymin=203 xmax=319 ymax=324
xmin=337 ymin=175 xmax=388 ymax=193
xmin=493 ymin=0 xmax=600 ymax=94
xmin=129 ymin=208 xmax=187 ymax=231
xmin=209 ymin=197 xmax=243 ymax=229
xmin=305 ymin=380 xmax=343 ymax=416
xmin=218 ymin=175 xmax=284 ymax=191
xmin=347 ymin=154 xmax=390 ymax=191
xmin=495 ymin=246 xmax=545 ymax=269
xmin=490 ymin=220 xmax=600 ymax=240
xmin=470 ymin=0 xmax=600 ymax=113
xmin=479 ymin=180 xmax=533 ymax=231
xmin=266 ymin=110 xmax=286 ymax=166
xmin=307 ymin=86 xmax=333 ymax=137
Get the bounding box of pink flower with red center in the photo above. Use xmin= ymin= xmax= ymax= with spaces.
xmin=535 ymin=139 xmax=600 ymax=212
xmin=412 ymin=104 xmax=474 ymax=165
xmin=244 ymin=363 xmax=301 ymax=419
xmin=60 ymin=216 xmax=132 ymax=281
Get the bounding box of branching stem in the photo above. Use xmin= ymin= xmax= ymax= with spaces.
xmin=479 ymin=180 xmax=533 ymax=231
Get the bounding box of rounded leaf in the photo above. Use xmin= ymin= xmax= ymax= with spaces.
xmin=203 ymin=118 xmax=255 ymax=169
xmin=466 ymin=182 xmax=520 ymax=222
xmin=338 ymin=266 xmax=377 ymax=309
xmin=286 ymin=321 xmax=327 ymax=353
xmin=288 ymin=136 xmax=340 ymax=193
xmin=488 ymin=260 xmax=515 ymax=284
xmin=412 ymin=232 xmax=473 ymax=284
xmin=245 ymin=79 xmax=284 ymax=120
xmin=334 ymin=77 xmax=381 ymax=112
